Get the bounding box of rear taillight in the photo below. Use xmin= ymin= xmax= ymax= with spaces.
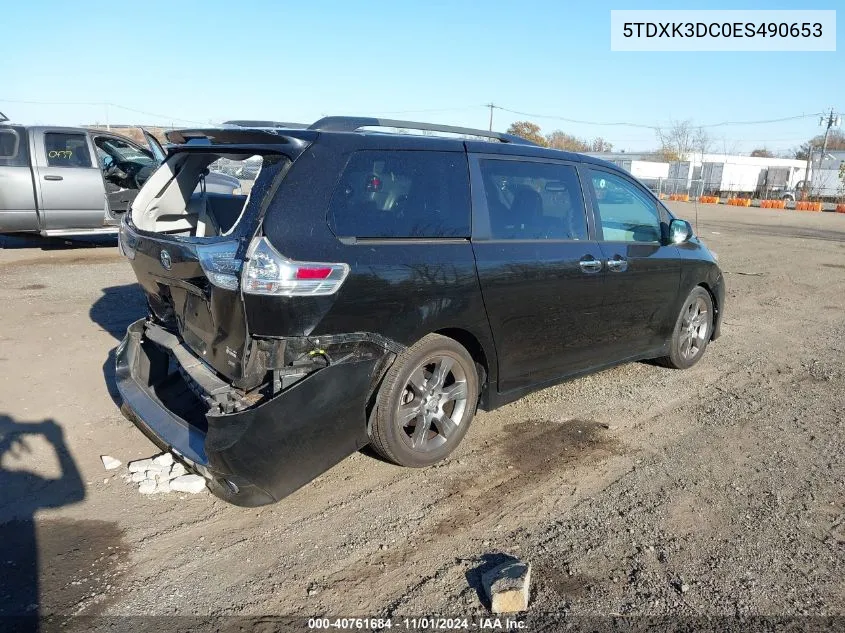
xmin=196 ymin=241 xmax=242 ymax=291
xmin=242 ymin=237 xmax=349 ymax=296
xmin=118 ymin=221 xmax=138 ymax=260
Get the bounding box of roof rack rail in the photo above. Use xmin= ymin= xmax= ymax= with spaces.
xmin=223 ymin=120 xmax=309 ymax=129
xmin=308 ymin=116 xmax=536 ymax=145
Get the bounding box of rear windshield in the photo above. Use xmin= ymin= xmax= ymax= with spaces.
xmin=0 ymin=127 xmax=29 ymax=167
xmin=328 ymin=150 xmax=471 ymax=239
xmin=129 ymin=149 xmax=290 ymax=236
xmin=210 ymin=154 xmax=263 ymax=181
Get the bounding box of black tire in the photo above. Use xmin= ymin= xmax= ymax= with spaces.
xmin=370 ymin=333 xmax=479 ymax=467
xmin=657 ymin=286 xmax=714 ymax=370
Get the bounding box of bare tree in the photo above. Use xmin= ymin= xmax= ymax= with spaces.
xmin=750 ymin=148 xmax=774 ymax=158
xmin=694 ymin=127 xmax=712 ymax=157
xmin=719 ymin=136 xmax=740 ymax=157
xmin=655 ymin=120 xmax=696 ymax=162
xmin=794 ymin=130 xmax=845 ymax=160
xmin=590 ymin=137 xmax=614 ymax=152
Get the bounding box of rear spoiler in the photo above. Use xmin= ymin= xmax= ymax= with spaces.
xmin=165 ymin=128 xmax=317 ymax=146
xmin=223 ymin=120 xmax=309 ymax=129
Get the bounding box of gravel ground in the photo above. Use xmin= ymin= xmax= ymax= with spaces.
xmin=0 ymin=203 xmax=842 ymax=629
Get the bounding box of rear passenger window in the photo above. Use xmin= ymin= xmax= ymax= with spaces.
xmin=44 ymin=132 xmax=92 ymax=168
xmin=478 ymin=159 xmax=588 ymax=240
xmin=328 ymin=150 xmax=470 ymax=238
xmin=0 ymin=129 xmax=18 ymax=158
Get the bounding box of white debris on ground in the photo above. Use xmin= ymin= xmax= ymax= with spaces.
xmin=122 ymin=453 xmax=208 ymax=495
xmin=170 ymin=474 xmax=207 ymax=493
xmin=100 ymin=455 xmax=122 ymax=470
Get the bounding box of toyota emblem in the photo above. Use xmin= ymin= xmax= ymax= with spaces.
xmin=159 ymin=249 xmax=172 ymax=270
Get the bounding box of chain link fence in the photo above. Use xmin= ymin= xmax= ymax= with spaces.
xmin=640 ymin=178 xmax=705 ymax=199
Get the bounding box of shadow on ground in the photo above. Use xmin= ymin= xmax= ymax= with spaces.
xmin=89 ymin=284 xmax=147 ymax=406
xmin=465 ymin=553 xmax=521 ymax=611
xmin=0 ymin=415 xmax=88 ymax=626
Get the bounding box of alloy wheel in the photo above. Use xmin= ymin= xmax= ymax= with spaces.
xmin=396 ymin=355 xmax=469 ymax=452
xmin=679 ymin=296 xmax=709 ymax=360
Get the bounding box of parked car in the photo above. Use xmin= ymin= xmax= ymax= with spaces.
xmin=780 ymin=188 xmax=797 ymax=202
xmin=0 ymin=118 xmax=241 ymax=236
xmin=115 ymin=117 xmax=725 ymax=506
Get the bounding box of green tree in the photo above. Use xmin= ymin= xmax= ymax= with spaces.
xmin=545 ymin=130 xmax=589 ymax=152
xmin=506 ymin=121 xmax=547 ymax=146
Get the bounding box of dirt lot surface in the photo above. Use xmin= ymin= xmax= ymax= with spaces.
xmin=0 ymin=203 xmax=843 ymax=628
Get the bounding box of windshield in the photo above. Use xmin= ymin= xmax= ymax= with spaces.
xmin=96 ymin=137 xmax=154 ymax=165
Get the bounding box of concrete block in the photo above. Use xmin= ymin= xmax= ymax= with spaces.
xmin=482 ymin=560 xmax=531 ymax=614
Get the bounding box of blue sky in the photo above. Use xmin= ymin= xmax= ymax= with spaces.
xmin=1 ymin=0 xmax=841 ymax=154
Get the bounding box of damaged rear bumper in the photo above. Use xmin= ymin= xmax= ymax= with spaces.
xmin=115 ymin=318 xmax=388 ymax=506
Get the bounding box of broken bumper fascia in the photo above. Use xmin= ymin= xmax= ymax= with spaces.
xmin=115 ymin=318 xmax=387 ymax=506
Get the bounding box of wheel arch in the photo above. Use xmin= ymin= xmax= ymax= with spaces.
xmin=434 ymin=327 xmax=493 ymax=410
xmin=696 ymin=281 xmax=720 ymax=341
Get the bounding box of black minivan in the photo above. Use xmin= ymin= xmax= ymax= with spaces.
xmin=116 ymin=117 xmax=724 ymax=506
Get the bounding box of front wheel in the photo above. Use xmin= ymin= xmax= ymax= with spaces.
xmin=657 ymin=287 xmax=714 ymax=369
xmin=369 ymin=334 xmax=479 ymax=467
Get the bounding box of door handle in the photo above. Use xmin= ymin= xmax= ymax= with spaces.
xmin=607 ymin=255 xmax=628 ymax=272
xmin=43 ymin=175 xmax=63 ymax=181
xmin=579 ymin=257 xmax=603 ymax=273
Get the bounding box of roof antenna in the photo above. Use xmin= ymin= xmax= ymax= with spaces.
xmin=0 ymin=112 xmax=8 ymax=124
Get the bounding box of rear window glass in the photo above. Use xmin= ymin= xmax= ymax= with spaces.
xmin=0 ymin=129 xmax=18 ymax=158
xmin=209 ymin=154 xmax=263 ymax=181
xmin=328 ymin=150 xmax=470 ymax=238
xmin=44 ymin=132 xmax=92 ymax=168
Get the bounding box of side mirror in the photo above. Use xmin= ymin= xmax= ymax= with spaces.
xmin=669 ymin=219 xmax=693 ymax=244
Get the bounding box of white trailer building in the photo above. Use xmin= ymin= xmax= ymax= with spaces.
xmin=587 ymin=152 xmax=807 ymax=196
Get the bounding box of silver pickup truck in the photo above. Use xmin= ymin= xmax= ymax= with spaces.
xmin=0 ymin=118 xmax=240 ymax=237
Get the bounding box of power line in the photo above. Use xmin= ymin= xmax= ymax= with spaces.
xmin=0 ymin=98 xmax=104 ymax=106
xmin=105 ymin=103 xmax=207 ymax=125
xmin=1 ymin=96 xmax=833 ymax=135
xmin=698 ymin=113 xmax=823 ymax=128
xmin=491 ymin=104 xmax=825 ymax=130
xmin=492 ymin=105 xmax=659 ymax=129
xmin=0 ymin=98 xmax=207 ymax=125
xmin=370 ymin=106 xmax=481 ymax=115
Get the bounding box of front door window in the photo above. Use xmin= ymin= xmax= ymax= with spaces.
xmin=587 ymin=169 xmax=661 ymax=243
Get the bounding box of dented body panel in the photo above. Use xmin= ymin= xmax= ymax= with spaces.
xmin=116 ymin=318 xmax=392 ymax=505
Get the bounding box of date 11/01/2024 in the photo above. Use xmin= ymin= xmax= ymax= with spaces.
xmin=307 ymin=617 xmax=527 ymax=630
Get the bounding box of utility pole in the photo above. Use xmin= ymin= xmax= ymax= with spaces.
xmin=486 ymin=103 xmax=494 ymax=131
xmin=802 ymin=146 xmax=813 ymax=199
xmin=105 ymin=102 xmax=110 ymax=131
xmin=807 ymin=107 xmax=840 ymax=196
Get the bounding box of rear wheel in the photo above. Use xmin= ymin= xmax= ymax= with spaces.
xmin=370 ymin=334 xmax=479 ymax=467
xmin=657 ymin=287 xmax=714 ymax=369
